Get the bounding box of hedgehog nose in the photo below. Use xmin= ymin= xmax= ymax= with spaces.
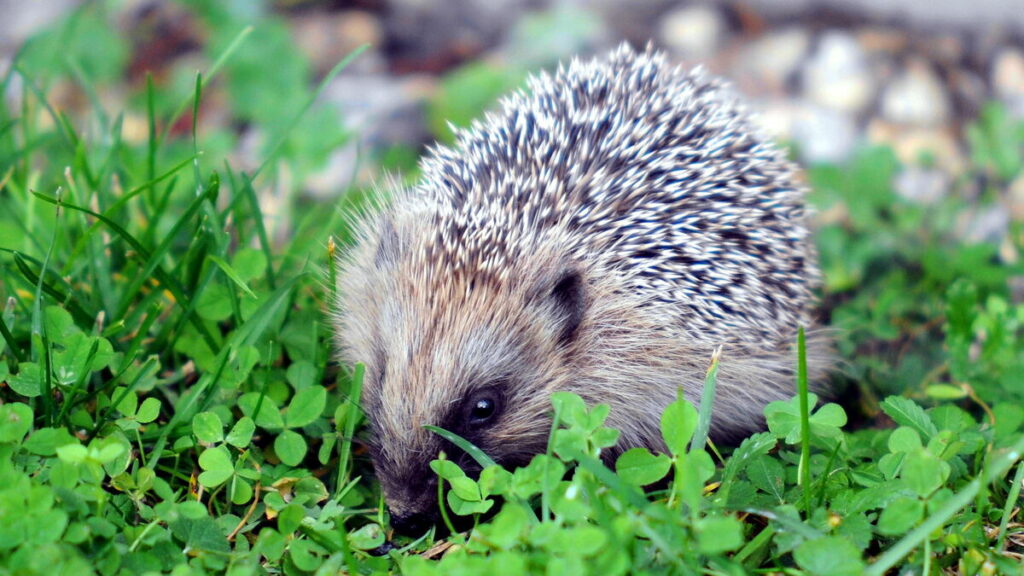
xmin=390 ymin=510 xmax=434 ymax=536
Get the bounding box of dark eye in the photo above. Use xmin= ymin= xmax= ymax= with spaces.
xmin=470 ymin=398 xmax=496 ymax=422
xmin=464 ymin=390 xmax=502 ymax=429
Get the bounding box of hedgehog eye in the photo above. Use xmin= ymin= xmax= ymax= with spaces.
xmin=464 ymin=389 xmax=503 ymax=429
xmin=470 ymin=399 xmax=495 ymax=421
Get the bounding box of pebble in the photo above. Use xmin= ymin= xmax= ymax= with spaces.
xmin=0 ymin=0 xmax=78 ymax=50
xmin=750 ymin=98 xmax=801 ymax=142
xmin=1009 ymin=276 xmax=1024 ymax=305
xmin=992 ymin=48 xmax=1024 ymax=118
xmin=894 ymin=167 xmax=950 ymax=205
xmin=856 ymin=26 xmax=908 ymax=55
xmin=323 ymin=73 xmax=434 ymax=149
xmin=992 ymin=48 xmax=1024 ymax=98
xmin=948 ymin=69 xmax=988 ymax=121
xmin=385 ymin=0 xmax=532 ymax=71
xmin=1008 ymin=175 xmax=1024 ymax=221
xmin=880 ymin=59 xmax=952 ymax=126
xmin=959 ymin=204 xmax=1010 ymax=245
xmin=735 ymin=28 xmax=810 ymax=90
xmin=802 ymin=31 xmax=875 ymax=114
xmin=291 ymin=11 xmax=384 ymax=75
xmin=929 ymin=34 xmax=965 ymax=66
xmin=658 ymin=5 xmax=727 ymax=61
xmin=792 ymin=105 xmax=858 ymax=165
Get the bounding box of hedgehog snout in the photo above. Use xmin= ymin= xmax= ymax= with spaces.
xmin=380 ymin=472 xmax=439 ymax=535
xmin=390 ymin=509 xmax=435 ymax=536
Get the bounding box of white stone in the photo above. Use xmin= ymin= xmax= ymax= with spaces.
xmin=737 ymin=28 xmax=810 ymax=88
xmin=1008 ymin=174 xmax=1024 ymax=221
xmin=960 ymin=205 xmax=1009 ymax=245
xmin=802 ymin=31 xmax=875 ymax=113
xmin=992 ymin=48 xmax=1024 ymax=119
xmin=894 ymin=167 xmax=950 ymax=205
xmin=993 ymin=48 xmax=1024 ymax=99
xmin=880 ymin=59 xmax=952 ymax=126
xmin=792 ymin=105 xmax=858 ymax=165
xmin=749 ymin=99 xmax=801 ymax=142
xmin=658 ymin=5 xmax=726 ymax=61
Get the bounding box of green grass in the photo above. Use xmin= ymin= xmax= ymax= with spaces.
xmin=1 ymin=3 xmax=1024 ymax=575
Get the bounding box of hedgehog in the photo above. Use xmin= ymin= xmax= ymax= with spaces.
xmin=333 ymin=44 xmax=832 ymax=535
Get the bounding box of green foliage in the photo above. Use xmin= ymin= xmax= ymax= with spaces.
xmin=966 ymin=102 xmax=1024 ymax=183
xmin=0 ymin=3 xmax=372 ymax=574
xmin=1 ymin=2 xmax=1023 ymax=574
xmin=809 ymin=127 xmax=1024 ymax=401
xmin=409 ymin=391 xmax=1024 ymax=575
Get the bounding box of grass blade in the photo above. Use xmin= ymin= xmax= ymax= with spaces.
xmin=253 ymin=44 xmax=369 ymax=180
xmin=206 ymin=254 xmax=257 ymax=298
xmin=424 ymin=425 xmax=498 ymax=469
xmin=336 ymin=363 xmax=366 ymax=494
xmin=159 ymin=26 xmax=253 ymax=145
xmin=796 ymin=325 xmax=812 ymax=518
xmin=690 ymin=345 xmax=721 ymax=453
xmin=31 ymin=189 xmax=63 ymax=424
xmin=238 ymin=171 xmax=277 ymax=289
xmin=6 ymin=251 xmax=94 ymax=324
xmin=12 ymin=66 xmax=78 ymax=152
xmin=0 ymin=301 xmax=23 ymax=363
xmin=996 ymin=460 xmax=1024 ymax=551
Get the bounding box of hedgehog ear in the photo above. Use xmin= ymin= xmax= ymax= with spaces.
xmin=546 ymin=267 xmax=586 ymax=345
xmin=374 ymin=218 xmax=402 ymax=269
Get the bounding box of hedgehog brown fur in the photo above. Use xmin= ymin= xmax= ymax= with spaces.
xmin=333 ymin=44 xmax=832 ymax=534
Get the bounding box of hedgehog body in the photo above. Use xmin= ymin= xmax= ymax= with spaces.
xmin=334 ymin=45 xmax=831 ymax=534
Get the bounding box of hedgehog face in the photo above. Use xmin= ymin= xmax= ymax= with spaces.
xmin=336 ymin=220 xmax=588 ymax=534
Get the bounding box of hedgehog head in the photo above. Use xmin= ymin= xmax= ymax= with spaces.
xmin=334 ymin=204 xmax=591 ymax=533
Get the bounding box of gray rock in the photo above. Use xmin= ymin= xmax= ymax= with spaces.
xmin=959 ymin=204 xmax=1010 ymax=245
xmin=894 ymin=167 xmax=950 ymax=205
xmin=736 ymin=0 xmax=1024 ymax=33
xmin=802 ymin=31 xmax=875 ymax=114
xmin=992 ymin=48 xmax=1024 ymax=119
xmin=322 ymin=73 xmax=433 ymax=150
xmin=1009 ymin=275 xmax=1024 ymax=305
xmin=576 ymin=0 xmax=674 ymax=43
xmin=1007 ymin=174 xmax=1024 ymax=221
xmin=880 ymin=59 xmax=952 ymax=126
xmin=657 ymin=4 xmax=727 ymax=61
xmin=792 ymin=105 xmax=858 ymax=165
xmin=384 ymin=0 xmax=537 ymax=69
xmin=749 ymin=98 xmax=802 ymax=143
xmin=736 ymin=28 xmax=811 ymax=90
xmin=0 ymin=0 xmax=81 ymax=51
xmin=290 ymin=11 xmax=385 ymax=76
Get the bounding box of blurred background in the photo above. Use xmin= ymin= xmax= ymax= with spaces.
xmin=2 ymin=0 xmax=1022 ymax=197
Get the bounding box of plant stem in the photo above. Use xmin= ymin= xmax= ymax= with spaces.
xmin=797 ymin=326 xmax=812 ymax=518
